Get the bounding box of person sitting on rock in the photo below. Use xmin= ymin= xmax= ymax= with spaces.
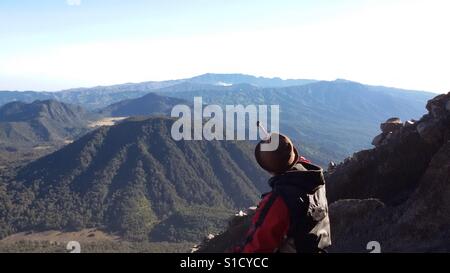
xmin=236 ymin=133 xmax=331 ymax=253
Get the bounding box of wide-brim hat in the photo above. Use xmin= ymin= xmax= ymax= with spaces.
xmin=255 ymin=133 xmax=299 ymax=174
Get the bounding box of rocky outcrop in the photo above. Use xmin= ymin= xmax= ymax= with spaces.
xmin=328 ymin=199 xmax=385 ymax=252
xmin=371 ymin=117 xmax=408 ymax=147
xmin=327 ymin=91 xmax=450 ymax=252
xmin=381 ymin=118 xmax=403 ymax=133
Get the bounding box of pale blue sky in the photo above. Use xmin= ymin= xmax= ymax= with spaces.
xmin=0 ymin=0 xmax=449 ymax=92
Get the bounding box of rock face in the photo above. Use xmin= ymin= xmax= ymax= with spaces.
xmin=196 ymin=92 xmax=450 ymax=253
xmin=328 ymin=199 xmax=385 ymax=252
xmin=327 ymin=91 xmax=450 ymax=252
xmin=371 ymin=117 xmax=405 ymax=147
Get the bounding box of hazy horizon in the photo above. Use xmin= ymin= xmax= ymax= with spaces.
xmin=1 ymin=0 xmax=449 ymax=93
xmin=0 ymin=73 xmax=440 ymax=94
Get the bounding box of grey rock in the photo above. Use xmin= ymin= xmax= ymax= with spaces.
xmin=330 ymin=199 xmax=385 ymax=216
xmin=417 ymin=120 xmax=442 ymax=144
xmin=371 ymin=133 xmax=385 ymax=147
xmin=380 ymin=118 xmax=403 ymax=133
xmin=327 ymin=199 xmax=385 ymax=253
xmin=426 ymin=93 xmax=450 ymax=118
xmin=386 ymin=117 xmax=401 ymax=123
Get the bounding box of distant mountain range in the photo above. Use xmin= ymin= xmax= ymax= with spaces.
xmin=0 ymin=74 xmax=436 ymax=166
xmin=0 ymin=73 xmax=317 ymax=109
xmin=187 ymin=73 xmax=316 ymax=87
xmin=0 ymin=117 xmax=268 ymax=242
xmin=155 ymin=80 xmax=435 ymax=165
xmin=92 ymin=80 xmax=436 ymax=165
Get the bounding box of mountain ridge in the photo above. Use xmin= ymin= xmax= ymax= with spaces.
xmin=0 ymin=116 xmax=269 ymax=242
xmin=0 ymin=74 xmax=435 ymax=110
xmin=0 ymin=99 xmax=93 ymax=146
xmin=157 ymin=80 xmax=435 ymax=166
xmin=0 ymin=99 xmax=95 ymax=165
xmin=99 ymin=93 xmax=189 ymax=117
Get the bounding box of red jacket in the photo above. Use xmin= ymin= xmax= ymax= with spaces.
xmin=238 ymin=157 xmax=315 ymax=253
xmin=240 ymin=192 xmax=291 ymax=253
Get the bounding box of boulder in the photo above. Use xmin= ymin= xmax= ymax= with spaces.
xmin=327 ymin=199 xmax=385 ymax=253
xmin=386 ymin=117 xmax=401 ymax=123
xmin=426 ymin=93 xmax=450 ymax=118
xmin=371 ymin=133 xmax=385 ymax=147
xmin=380 ymin=118 xmax=403 ymax=133
xmin=416 ymin=119 xmax=442 ymax=144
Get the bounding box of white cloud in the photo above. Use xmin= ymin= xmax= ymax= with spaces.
xmin=66 ymin=0 xmax=81 ymax=6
